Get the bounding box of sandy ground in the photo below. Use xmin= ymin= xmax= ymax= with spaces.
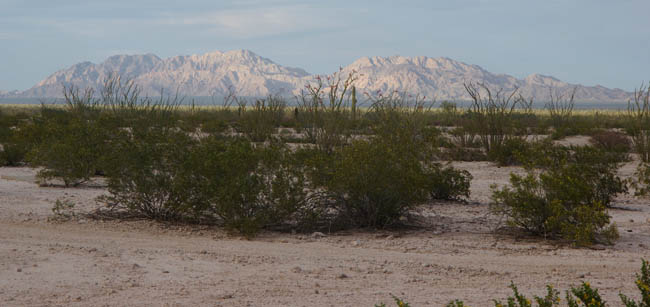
xmin=1 ymin=160 xmax=649 ymax=306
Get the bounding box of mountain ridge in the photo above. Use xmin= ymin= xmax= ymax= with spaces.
xmin=1 ymin=50 xmax=633 ymax=103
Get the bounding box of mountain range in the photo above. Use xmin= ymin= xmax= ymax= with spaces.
xmin=1 ymin=49 xmax=633 ymax=103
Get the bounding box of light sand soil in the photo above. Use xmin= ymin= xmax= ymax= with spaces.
xmin=1 ymin=161 xmax=649 ymax=306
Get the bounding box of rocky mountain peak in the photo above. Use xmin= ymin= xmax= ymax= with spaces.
xmin=2 ymin=50 xmax=633 ymax=103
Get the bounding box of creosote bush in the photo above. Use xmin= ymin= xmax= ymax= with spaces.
xmin=377 ymin=259 xmax=649 ymax=306
xmin=0 ymin=128 xmax=30 ymax=166
xmin=100 ymin=127 xmax=194 ymax=221
xmin=182 ymin=137 xmax=311 ymax=236
xmin=25 ymin=87 xmax=108 ymax=186
xmin=619 ymin=258 xmax=650 ymax=307
xmin=632 ymin=163 xmax=650 ymax=197
xmin=491 ymin=144 xmax=625 ymax=246
xmin=493 ymin=282 xmax=560 ymax=307
xmin=325 ymin=138 xmax=432 ymax=227
xmin=589 ymin=130 xmax=631 ymax=155
xmin=29 ymin=113 xmax=107 ymax=186
xmin=301 ymin=92 xmax=471 ymax=229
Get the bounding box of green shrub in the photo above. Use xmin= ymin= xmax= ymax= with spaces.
xmin=239 ymin=95 xmax=286 ymax=142
xmin=49 ymin=198 xmax=76 ymax=222
xmin=427 ymin=165 xmax=472 ymax=200
xmin=100 ymin=127 xmax=195 ymax=220
xmin=620 ymin=259 xmax=650 ymax=307
xmin=375 ymin=295 xmax=411 ymax=307
xmin=0 ymin=139 xmax=29 ymax=166
xmin=519 ymin=145 xmax=628 ymax=208
xmin=493 ymin=282 xmax=560 ymax=307
xmin=488 ymin=138 xmax=531 ymax=166
xmin=632 ymin=163 xmax=650 ymax=197
xmin=308 ymin=92 xmax=470 ymax=228
xmin=183 ymin=137 xmax=310 ymax=236
xmin=0 ymin=112 xmax=44 ymax=166
xmin=28 ymin=115 xmax=107 ymax=186
xmin=566 ymin=282 xmax=606 ymax=307
xmin=24 ymin=89 xmax=108 ymax=186
xmin=201 ymin=119 xmax=229 ymax=135
xmin=589 ymin=130 xmax=631 ymax=155
xmin=491 ymin=145 xmax=624 ymax=246
xmin=325 ymin=138 xmax=431 ymax=227
xmin=446 ymin=260 xmax=648 ymax=306
xmin=446 ymin=300 xmax=469 ymax=307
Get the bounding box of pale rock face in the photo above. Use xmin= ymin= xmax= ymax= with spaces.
xmin=5 ymin=50 xmax=632 ymax=103
xmin=340 ymin=55 xmax=630 ymax=102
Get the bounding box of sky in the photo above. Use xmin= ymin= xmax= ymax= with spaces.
xmin=1 ymin=0 xmax=649 ymax=92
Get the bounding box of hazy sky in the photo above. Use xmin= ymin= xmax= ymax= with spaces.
xmin=1 ymin=0 xmax=649 ymax=91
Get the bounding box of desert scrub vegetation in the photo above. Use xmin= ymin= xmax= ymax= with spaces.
xmin=27 ymin=107 xmax=108 ymax=186
xmin=239 ymin=94 xmax=287 ymax=142
xmin=43 ymin=74 xmax=467 ymax=236
xmin=461 ymin=82 xmax=534 ymax=166
xmin=0 ymin=107 xmax=34 ymax=166
xmin=4 ymin=75 xmax=648 ymax=241
xmin=545 ymin=87 xmax=576 ymax=138
xmin=19 ymin=86 xmax=109 ymax=186
xmin=299 ymin=91 xmax=471 ymax=228
xmin=296 ymin=69 xmax=360 ymax=153
xmin=491 ymin=144 xmax=626 ymax=246
xmin=375 ymin=259 xmax=649 ymax=306
xmin=627 ymin=83 xmax=650 ymax=162
xmin=589 ymin=130 xmax=632 ymax=158
xmin=99 ymin=127 xmax=195 ymax=221
xmin=179 ymin=137 xmax=313 ymax=236
xmin=631 ymin=163 xmax=650 ymax=197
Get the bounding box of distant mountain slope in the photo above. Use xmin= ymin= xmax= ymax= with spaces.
xmin=16 ymin=50 xmax=309 ymax=98
xmin=3 ymin=50 xmax=633 ymax=103
xmin=341 ymin=56 xmax=631 ymax=102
